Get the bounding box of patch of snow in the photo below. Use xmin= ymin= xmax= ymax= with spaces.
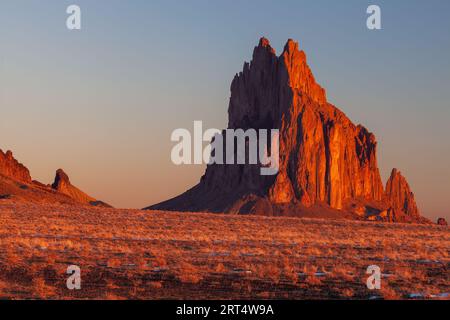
xmin=408 ymin=293 xmax=425 ymax=299
xmin=232 ymin=268 xmax=252 ymax=274
xmin=417 ymin=259 xmax=433 ymax=264
xmin=314 ymin=272 xmax=327 ymax=277
xmin=430 ymin=292 xmax=449 ymax=299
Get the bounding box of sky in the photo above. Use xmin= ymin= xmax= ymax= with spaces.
xmin=1 ymin=0 xmax=449 ymax=221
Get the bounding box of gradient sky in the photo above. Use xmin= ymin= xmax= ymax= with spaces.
xmin=1 ymin=0 xmax=449 ymax=221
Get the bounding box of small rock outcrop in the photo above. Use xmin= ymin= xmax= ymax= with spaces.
xmin=0 ymin=149 xmax=32 ymax=183
xmin=51 ymin=169 xmax=105 ymax=206
xmin=437 ymin=218 xmax=448 ymax=226
xmin=384 ymin=169 xmax=420 ymax=222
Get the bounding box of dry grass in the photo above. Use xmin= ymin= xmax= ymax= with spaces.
xmin=0 ymin=201 xmax=448 ymax=300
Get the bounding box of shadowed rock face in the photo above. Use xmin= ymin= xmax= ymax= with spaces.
xmin=437 ymin=218 xmax=448 ymax=226
xmin=148 ymin=38 xmax=426 ymax=223
xmin=0 ymin=150 xmax=32 ymax=183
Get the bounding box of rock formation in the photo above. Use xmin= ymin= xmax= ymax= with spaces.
xmin=0 ymin=149 xmax=32 ymax=183
xmin=384 ymin=169 xmax=421 ymax=222
xmin=51 ymin=169 xmax=110 ymax=206
xmin=51 ymin=168 xmax=94 ymax=202
xmin=227 ymin=38 xmax=384 ymax=210
xmin=0 ymin=148 xmax=109 ymax=207
xmin=437 ymin=218 xmax=448 ymax=226
xmin=147 ymin=38 xmax=427 ymax=223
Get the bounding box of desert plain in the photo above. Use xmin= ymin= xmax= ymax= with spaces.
xmin=0 ymin=200 xmax=448 ymax=300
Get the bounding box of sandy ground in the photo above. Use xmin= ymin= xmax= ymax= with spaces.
xmin=0 ymin=201 xmax=448 ymax=300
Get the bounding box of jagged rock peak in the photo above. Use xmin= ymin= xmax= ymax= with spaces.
xmin=385 ymin=168 xmax=420 ymax=217
xmin=284 ymin=38 xmax=298 ymax=51
xmin=150 ymin=38 xmax=387 ymax=215
xmin=258 ymin=37 xmax=271 ymax=48
xmin=279 ymin=38 xmax=327 ymax=105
